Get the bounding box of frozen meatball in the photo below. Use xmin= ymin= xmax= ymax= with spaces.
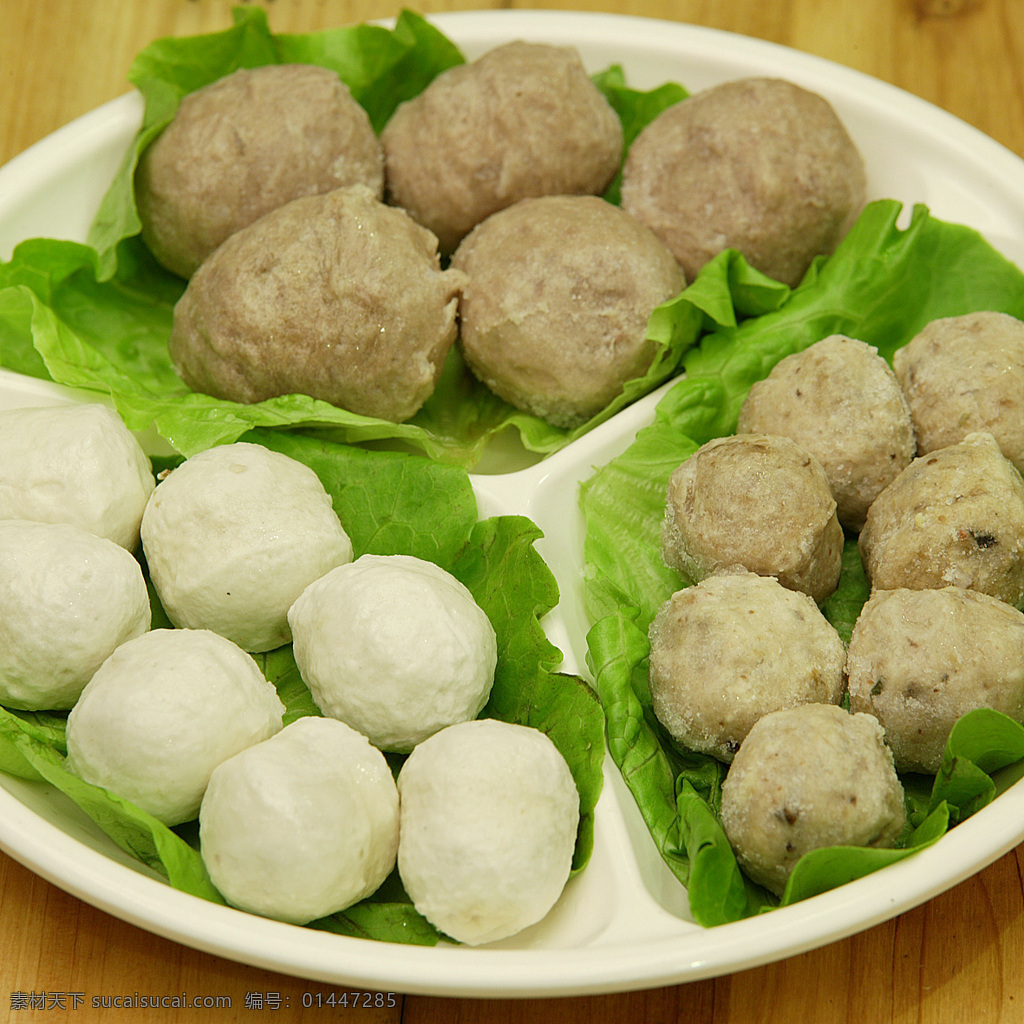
xmin=859 ymin=431 xmax=1024 ymax=607
xmin=140 ymin=442 xmax=353 ymax=653
xmin=720 ymin=704 xmax=906 ymax=896
xmin=288 ymin=554 xmax=497 ymax=753
xmin=661 ymin=433 xmax=843 ymax=603
xmin=199 ymin=717 xmax=400 ymax=925
xmin=169 ymin=185 xmax=464 ymax=422
xmin=397 ymin=719 xmax=579 ymax=945
xmin=621 ymin=77 xmax=866 ymax=287
xmin=66 ymin=629 xmax=284 ymax=826
xmin=648 ymin=571 xmax=846 ymax=761
xmin=451 ymin=195 xmax=685 ymax=428
xmin=848 ymin=587 xmax=1024 ymax=773
xmin=737 ymin=335 xmax=917 ymax=531
xmin=381 ymin=41 xmax=623 ymax=253
xmin=0 ymin=403 xmax=154 ymax=551
xmin=893 ymin=311 xmax=1024 ymax=474
xmin=136 ymin=64 xmax=384 ymax=278
xmin=0 ymin=521 xmax=150 ymax=710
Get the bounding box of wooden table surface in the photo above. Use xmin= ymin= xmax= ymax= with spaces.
xmin=2 ymin=1 xmax=1023 ymax=1021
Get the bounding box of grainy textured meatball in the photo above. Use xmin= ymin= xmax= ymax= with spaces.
xmin=847 ymin=587 xmax=1024 ymax=774
xmin=620 ymin=77 xmax=866 ymax=287
xmin=137 ymin=64 xmax=384 ymax=278
xmin=858 ymin=432 xmax=1024 ymax=607
xmin=648 ymin=571 xmax=846 ymax=762
xmin=893 ymin=311 xmax=1024 ymax=474
xmin=737 ymin=335 xmax=916 ymax=531
xmin=169 ymin=185 xmax=465 ymax=423
xmin=720 ymin=703 xmax=906 ymax=897
xmin=381 ymin=41 xmax=623 ymax=253
xmin=661 ymin=433 xmax=844 ymax=604
xmin=451 ymin=195 xmax=685 ymax=428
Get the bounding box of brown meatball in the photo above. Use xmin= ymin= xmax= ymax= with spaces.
xmin=136 ymin=64 xmax=384 ymax=278
xmin=620 ymin=77 xmax=866 ymax=287
xmin=661 ymin=433 xmax=844 ymax=604
xmin=380 ymin=41 xmax=623 ymax=254
xmin=720 ymin=703 xmax=906 ymax=897
xmin=847 ymin=587 xmax=1024 ymax=774
xmin=737 ymin=335 xmax=916 ymax=531
xmin=858 ymin=432 xmax=1024 ymax=607
xmin=893 ymin=311 xmax=1024 ymax=474
xmin=648 ymin=571 xmax=846 ymax=762
xmin=168 ymin=185 xmax=465 ymax=423
xmin=450 ymin=195 xmax=685 ymax=428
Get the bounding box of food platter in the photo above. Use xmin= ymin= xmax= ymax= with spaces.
xmin=1 ymin=8 xmax=1024 ymax=998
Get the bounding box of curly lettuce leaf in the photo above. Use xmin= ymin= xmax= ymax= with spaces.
xmin=583 ymin=199 xmax=1024 ymax=925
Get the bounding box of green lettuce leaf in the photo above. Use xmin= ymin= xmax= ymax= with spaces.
xmin=0 ymin=706 xmax=223 ymax=901
xmin=592 ymin=65 xmax=687 ymax=205
xmin=451 ymin=516 xmax=605 ymax=872
xmin=582 ymin=199 xmax=1024 ymax=925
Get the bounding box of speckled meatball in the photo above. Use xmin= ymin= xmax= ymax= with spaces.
xmin=720 ymin=703 xmax=906 ymax=896
xmin=648 ymin=571 xmax=846 ymax=762
xmin=381 ymin=41 xmax=623 ymax=254
xmin=858 ymin=431 xmax=1024 ymax=607
xmin=137 ymin=64 xmax=384 ymax=278
xmin=661 ymin=433 xmax=844 ymax=604
xmin=737 ymin=335 xmax=916 ymax=531
xmin=169 ymin=185 xmax=465 ymax=423
xmin=893 ymin=311 xmax=1024 ymax=474
xmin=450 ymin=195 xmax=685 ymax=428
xmin=847 ymin=587 xmax=1024 ymax=774
xmin=620 ymin=77 xmax=866 ymax=287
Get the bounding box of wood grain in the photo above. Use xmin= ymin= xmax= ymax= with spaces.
xmin=2 ymin=1 xmax=1023 ymax=1022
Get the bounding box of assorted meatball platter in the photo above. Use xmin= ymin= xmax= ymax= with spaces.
xmin=1 ymin=8 xmax=1023 ymax=997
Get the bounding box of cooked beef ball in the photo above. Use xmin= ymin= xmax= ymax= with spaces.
xmin=620 ymin=77 xmax=866 ymax=287
xmin=720 ymin=703 xmax=906 ymax=897
xmin=893 ymin=311 xmax=1024 ymax=474
xmin=661 ymin=433 xmax=844 ymax=604
xmin=648 ymin=571 xmax=846 ymax=762
xmin=858 ymin=431 xmax=1024 ymax=607
xmin=381 ymin=41 xmax=623 ymax=254
xmin=450 ymin=195 xmax=685 ymax=428
xmin=168 ymin=185 xmax=465 ymax=423
xmin=137 ymin=64 xmax=384 ymax=278
xmin=847 ymin=587 xmax=1024 ymax=773
xmin=737 ymin=334 xmax=916 ymax=530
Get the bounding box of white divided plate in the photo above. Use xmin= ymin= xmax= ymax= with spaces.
xmin=1 ymin=9 xmax=1023 ymax=999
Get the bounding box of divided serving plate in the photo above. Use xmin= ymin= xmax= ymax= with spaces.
xmin=1 ymin=9 xmax=1023 ymax=998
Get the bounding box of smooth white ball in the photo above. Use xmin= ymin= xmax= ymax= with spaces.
xmin=288 ymin=554 xmax=497 ymax=752
xmin=0 ymin=520 xmax=151 ymax=710
xmin=0 ymin=403 xmax=154 ymax=550
xmin=65 ymin=628 xmax=285 ymax=825
xmin=141 ymin=441 xmax=353 ymax=653
xmin=397 ymin=719 xmax=579 ymax=945
xmin=199 ymin=716 xmax=400 ymax=925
